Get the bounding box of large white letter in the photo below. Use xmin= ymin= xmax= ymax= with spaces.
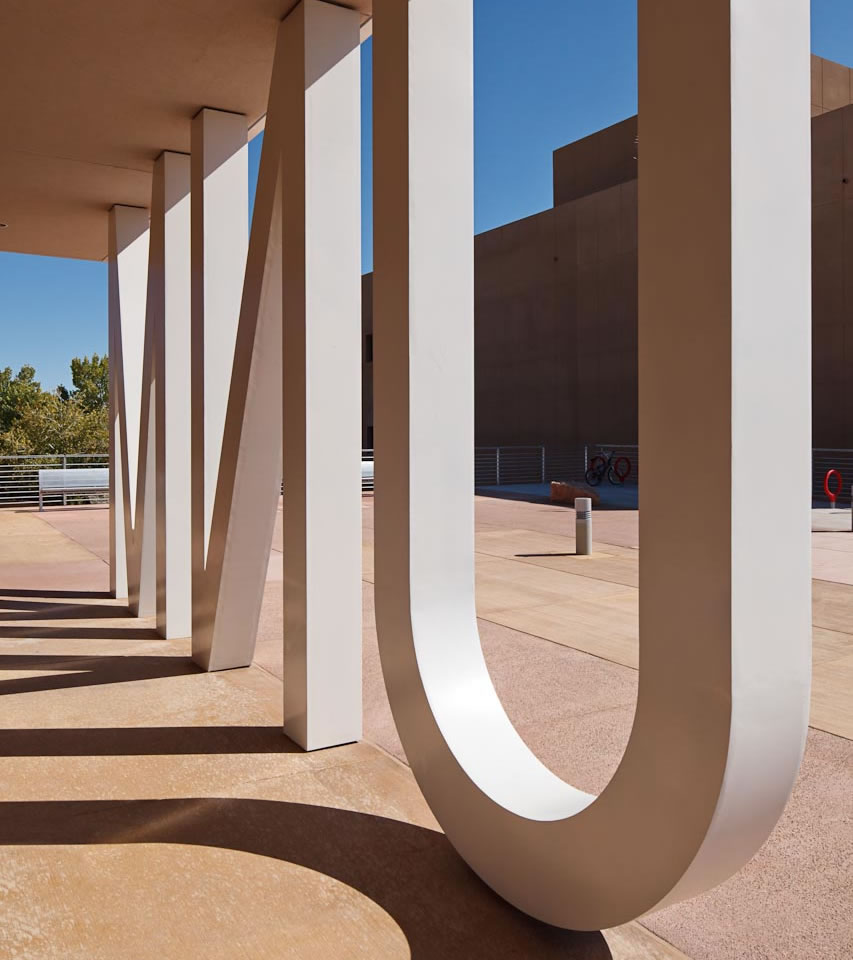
xmin=151 ymin=152 xmax=193 ymax=639
xmin=108 ymin=204 xmax=153 ymax=613
xmin=372 ymin=0 xmax=811 ymax=930
xmin=190 ymin=109 xmax=250 ymax=669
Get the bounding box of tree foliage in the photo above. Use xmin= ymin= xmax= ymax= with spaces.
xmin=0 ymin=357 xmax=109 ymax=456
xmin=69 ymin=353 xmax=109 ymax=412
xmin=0 ymin=365 xmax=42 ymax=433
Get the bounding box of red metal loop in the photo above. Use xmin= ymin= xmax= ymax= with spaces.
xmin=614 ymin=457 xmax=632 ymax=482
xmin=824 ymin=469 xmax=842 ymax=503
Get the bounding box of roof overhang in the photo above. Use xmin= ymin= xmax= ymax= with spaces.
xmin=0 ymin=1 xmax=372 ymax=262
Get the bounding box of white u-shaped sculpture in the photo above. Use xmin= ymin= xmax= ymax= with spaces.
xmin=373 ymin=0 xmax=812 ymax=931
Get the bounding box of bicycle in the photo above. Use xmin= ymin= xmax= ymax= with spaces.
xmin=584 ymin=450 xmax=632 ymax=487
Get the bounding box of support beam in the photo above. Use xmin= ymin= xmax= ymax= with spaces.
xmin=150 ymin=152 xmax=192 ymax=639
xmin=281 ymin=0 xmax=362 ymax=750
xmin=190 ymin=108 xmax=249 ymax=667
xmin=107 ymin=205 xmax=150 ymax=605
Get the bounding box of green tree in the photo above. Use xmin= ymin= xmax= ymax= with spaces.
xmin=69 ymin=353 xmax=109 ymax=412
xmin=0 ymin=355 xmax=110 ymax=456
xmin=0 ymin=392 xmax=108 ymax=456
xmin=0 ymin=365 xmax=43 ymax=432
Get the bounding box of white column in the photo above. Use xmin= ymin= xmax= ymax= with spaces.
xmin=190 ymin=109 xmax=249 ymax=662
xmin=281 ymin=0 xmax=362 ymax=751
xmin=150 ymin=151 xmax=192 ymax=639
xmin=108 ymin=205 xmax=149 ymax=604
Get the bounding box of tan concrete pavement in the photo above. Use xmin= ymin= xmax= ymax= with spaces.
xmin=3 ymin=500 xmax=852 ymax=959
xmin=0 ymin=506 xmax=682 ymax=960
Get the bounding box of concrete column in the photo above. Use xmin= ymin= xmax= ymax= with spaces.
xmin=108 ymin=205 xmax=149 ymax=603
xmin=281 ymin=0 xmax=362 ymax=751
xmin=150 ymin=152 xmax=192 ymax=639
xmin=190 ymin=109 xmax=248 ymax=662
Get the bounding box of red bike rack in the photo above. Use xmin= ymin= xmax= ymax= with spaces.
xmin=824 ymin=469 xmax=842 ymax=508
xmin=614 ymin=457 xmax=632 ymax=483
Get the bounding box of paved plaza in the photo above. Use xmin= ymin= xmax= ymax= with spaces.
xmin=0 ymin=497 xmax=850 ymax=959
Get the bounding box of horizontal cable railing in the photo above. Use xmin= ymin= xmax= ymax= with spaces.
xmin=474 ymin=446 xmax=546 ymax=486
xmin=5 ymin=447 xmax=851 ymax=506
xmin=361 ymin=448 xmax=374 ymax=492
xmin=0 ymin=454 xmax=109 ymax=508
xmin=544 ymin=448 xmax=588 ymax=484
xmin=813 ymin=449 xmax=853 ymax=505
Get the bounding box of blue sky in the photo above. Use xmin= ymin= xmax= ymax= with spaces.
xmin=2 ymin=0 xmax=852 ymax=391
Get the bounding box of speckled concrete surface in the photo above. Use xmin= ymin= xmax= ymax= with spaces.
xmin=0 ymin=508 xmax=652 ymax=960
xmin=6 ymin=501 xmax=853 ymax=959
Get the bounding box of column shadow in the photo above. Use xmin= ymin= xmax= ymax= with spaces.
xmin=0 ymin=725 xmax=298 ymax=756
xmin=0 ymin=654 xmax=197 ymax=695
xmin=0 ymin=598 xmax=131 ymax=620
xmin=0 ymin=589 xmax=113 ymax=600
xmin=515 ymin=552 xmax=577 ymax=558
xmin=0 ymin=794 xmax=612 ymax=959
xmin=0 ymin=626 xmax=165 ymax=642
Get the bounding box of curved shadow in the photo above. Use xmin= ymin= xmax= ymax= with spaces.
xmin=0 ymin=796 xmax=611 ymax=959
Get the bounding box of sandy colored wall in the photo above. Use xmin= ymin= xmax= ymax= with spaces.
xmin=812 ymin=55 xmax=853 ymax=116
xmin=553 ymin=116 xmax=637 ymax=207
xmin=474 ymin=182 xmax=637 ymax=450
xmin=812 ymin=103 xmax=853 ymax=448
xmin=361 ymin=57 xmax=852 ymax=454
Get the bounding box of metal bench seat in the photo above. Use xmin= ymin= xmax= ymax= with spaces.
xmin=38 ymin=468 xmax=109 ymax=510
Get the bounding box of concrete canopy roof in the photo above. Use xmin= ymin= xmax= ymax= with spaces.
xmin=0 ymin=1 xmax=371 ymax=262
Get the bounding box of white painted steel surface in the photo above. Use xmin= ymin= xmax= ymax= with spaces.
xmin=190 ymin=109 xmax=250 ymax=668
xmin=281 ymin=0 xmax=363 ymax=751
xmin=108 ymin=205 xmax=151 ymax=608
xmin=151 ymin=152 xmax=193 ymax=640
xmin=373 ymin=0 xmax=810 ymax=930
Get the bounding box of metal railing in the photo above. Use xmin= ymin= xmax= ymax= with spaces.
xmin=362 ymin=448 xmax=374 ymax=492
xmin=813 ymin=449 xmax=853 ymax=505
xmin=474 ymin=446 xmax=547 ymax=485
xmin=0 ymin=454 xmax=109 ymax=508
xmin=4 ymin=446 xmax=848 ymax=506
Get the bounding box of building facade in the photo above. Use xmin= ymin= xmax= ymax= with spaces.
xmin=361 ymin=55 xmax=853 ymax=452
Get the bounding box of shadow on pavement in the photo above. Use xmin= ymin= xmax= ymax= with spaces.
xmin=0 ymin=795 xmax=611 ymax=959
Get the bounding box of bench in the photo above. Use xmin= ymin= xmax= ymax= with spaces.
xmin=38 ymin=468 xmax=109 ymax=510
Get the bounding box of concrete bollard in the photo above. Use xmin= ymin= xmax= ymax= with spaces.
xmin=575 ymin=497 xmax=592 ymax=556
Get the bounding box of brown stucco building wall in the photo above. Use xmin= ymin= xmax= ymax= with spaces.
xmin=363 ymin=55 xmax=853 ymax=452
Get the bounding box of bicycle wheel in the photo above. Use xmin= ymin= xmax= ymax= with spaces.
xmin=607 ymin=467 xmax=623 ymax=486
xmin=585 ymin=456 xmax=606 ymax=487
